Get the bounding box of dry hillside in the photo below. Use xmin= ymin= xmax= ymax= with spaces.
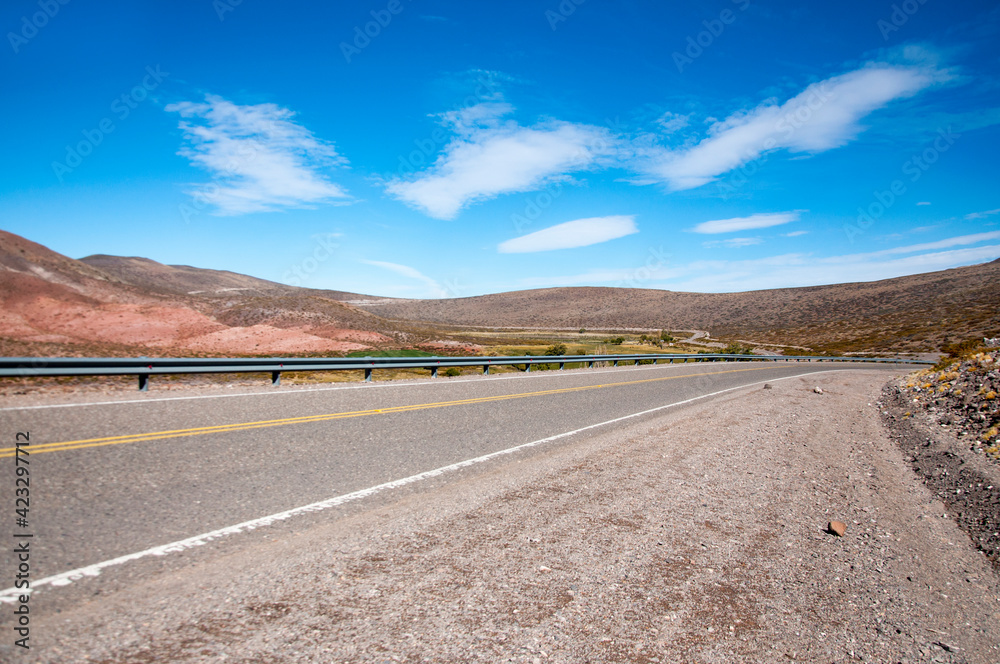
xmin=2 ymin=228 xmax=996 ymax=357
xmin=0 ymin=230 xmax=403 ymax=357
xmin=351 ymin=261 xmax=1000 ymax=354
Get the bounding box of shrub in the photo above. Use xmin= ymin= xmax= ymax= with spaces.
xmin=933 ymin=338 xmax=986 ymax=370
xmin=544 ymin=343 xmax=568 ymax=356
xmin=722 ymin=342 xmax=754 ymax=355
xmin=609 ymin=336 xmax=625 ymax=345
xmin=443 ymin=367 xmax=461 ymax=377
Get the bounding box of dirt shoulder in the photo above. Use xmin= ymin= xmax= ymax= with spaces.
xmin=17 ymin=370 xmax=1000 ymax=663
xmin=881 ymin=378 xmax=1000 ymax=571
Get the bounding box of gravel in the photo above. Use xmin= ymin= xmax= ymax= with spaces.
xmin=15 ymin=370 xmax=1000 ymax=663
xmin=894 ymin=350 xmax=1000 ymax=462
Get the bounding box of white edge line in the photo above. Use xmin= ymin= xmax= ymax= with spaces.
xmin=0 ymin=369 xmax=859 ymax=602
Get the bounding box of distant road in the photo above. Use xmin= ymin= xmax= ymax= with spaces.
xmin=0 ymin=361 xmax=912 ymax=606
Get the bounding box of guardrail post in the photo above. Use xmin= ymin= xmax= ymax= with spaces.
xmin=271 ymin=371 xmax=281 ymax=386
xmin=588 ymin=360 xmax=594 ymax=368
xmin=525 ymin=362 xmax=531 ymax=372
xmin=483 ymin=365 xmax=489 ymax=375
xmin=138 ymin=374 xmax=148 ymax=391
xmin=613 ymin=360 xmax=618 ymax=367
xmin=364 ymin=368 xmax=372 ymax=382
xmin=634 ymin=359 xmax=640 ymax=366
xmin=431 ymin=366 xmax=438 ymax=378
xmin=559 ymin=362 xmax=565 ymax=370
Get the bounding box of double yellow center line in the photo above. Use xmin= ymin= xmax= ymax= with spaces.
xmin=1 ymin=366 xmax=772 ymax=458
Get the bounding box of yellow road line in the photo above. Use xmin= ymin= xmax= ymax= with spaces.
xmin=0 ymin=366 xmax=772 ymax=457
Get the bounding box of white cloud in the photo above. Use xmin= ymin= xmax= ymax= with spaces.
xmin=498 ymin=216 xmax=638 ymax=253
xmin=917 ymin=201 xmax=932 ymax=206
xmin=692 ymin=211 xmax=802 ymax=234
xmin=966 ymin=208 xmax=1000 ymax=220
xmin=665 ymin=245 xmax=1000 ymax=292
xmin=166 ymin=95 xmax=350 ymax=215
xmin=510 ymin=233 xmax=999 ymax=293
xmin=866 ymin=231 xmax=1000 ymax=255
xmin=385 ymin=103 xmax=616 ymax=220
xmin=361 ymin=260 xmax=448 ymax=298
xmin=703 ymin=237 xmax=763 ymax=249
xmin=646 ymin=233 xmax=1000 ymax=292
xmin=641 ymin=62 xmax=946 ymax=190
xmin=783 ymin=230 xmax=809 ymax=237
xmin=657 ymin=112 xmax=690 ymax=134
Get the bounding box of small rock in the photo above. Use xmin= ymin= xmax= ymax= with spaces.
xmin=814 ymin=387 xmax=824 ymax=394
xmin=827 ymin=520 xmax=847 ymax=536
xmin=763 ymin=383 xmax=773 ymax=390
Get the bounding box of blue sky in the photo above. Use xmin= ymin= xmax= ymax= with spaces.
xmin=2 ymin=0 xmax=999 ymax=298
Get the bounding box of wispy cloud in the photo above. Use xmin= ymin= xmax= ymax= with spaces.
xmin=385 ymin=103 xmax=616 ymax=219
xmin=703 ymin=237 xmax=763 ymax=249
xmin=691 ymin=211 xmax=802 ymax=234
xmin=639 ymin=62 xmax=947 ymax=190
xmin=966 ymin=208 xmax=1000 ymax=220
xmin=498 ymin=216 xmax=638 ymax=253
xmin=361 ymin=260 xmax=448 ymax=298
xmin=166 ymin=95 xmax=350 ymax=215
xmin=867 ymin=231 xmax=1000 ymax=255
xmin=653 ymin=233 xmax=1000 ymax=292
xmin=508 ymin=233 xmax=999 ymax=293
xmin=783 ymin=230 xmax=809 ymax=237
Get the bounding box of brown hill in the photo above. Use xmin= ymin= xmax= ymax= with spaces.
xmin=351 ymin=261 xmax=1000 ymax=354
xmin=79 ymin=254 xmax=363 ymax=302
xmin=0 ymin=230 xmax=402 ymax=357
xmin=2 ymin=228 xmax=996 ymax=357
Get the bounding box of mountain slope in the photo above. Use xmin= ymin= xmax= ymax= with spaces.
xmin=351 ymin=260 xmax=1000 ymax=353
xmin=0 ymin=230 xmax=401 ymax=356
xmin=3 ymin=229 xmax=997 ymax=356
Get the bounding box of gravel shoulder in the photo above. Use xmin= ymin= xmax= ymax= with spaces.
xmin=15 ymin=370 xmax=1000 ymax=663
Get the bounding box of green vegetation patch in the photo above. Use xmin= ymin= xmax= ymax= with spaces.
xmin=345 ymin=349 xmax=435 ymax=358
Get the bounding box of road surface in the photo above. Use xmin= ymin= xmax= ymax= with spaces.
xmin=0 ymin=361 xmax=908 ymax=610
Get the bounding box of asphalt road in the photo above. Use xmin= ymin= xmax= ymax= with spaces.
xmin=0 ymin=361 xmax=910 ymax=606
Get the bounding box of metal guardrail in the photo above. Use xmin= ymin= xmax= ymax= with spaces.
xmin=0 ymin=353 xmax=932 ymax=391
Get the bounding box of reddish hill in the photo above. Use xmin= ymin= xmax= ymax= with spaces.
xmin=0 ymin=230 xmax=401 ymax=357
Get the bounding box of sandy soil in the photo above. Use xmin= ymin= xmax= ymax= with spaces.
xmin=18 ymin=371 xmax=1000 ymax=663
